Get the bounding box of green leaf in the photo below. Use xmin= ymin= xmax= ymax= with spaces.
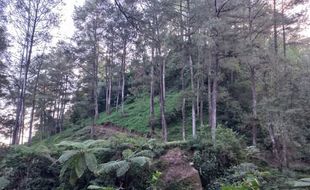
xmin=85 ymin=152 xmax=97 ymax=173
xmin=116 ymin=161 xmax=130 ymax=177
xmin=122 ymin=149 xmax=133 ymax=159
xmin=134 ymin=150 xmax=155 ymax=158
xmin=75 ymin=156 xmax=86 ymax=178
xmin=88 ymin=148 xmax=111 ymax=153
xmin=0 ymin=177 xmax=9 ymax=190
xmin=84 ymin=139 xmax=108 ymax=147
xmin=58 ymin=150 xmax=79 ymax=163
xmin=87 ymin=185 xmax=115 ymax=190
xmin=60 ymin=162 xmax=70 ymax=179
xmin=130 ymin=156 xmax=150 ymax=167
xmin=293 ymin=178 xmax=310 ymax=187
xmin=56 ymin=141 xmax=86 ymax=149
xmin=98 ymin=160 xmax=127 ymax=175
xmin=69 ymin=169 xmax=78 ymax=185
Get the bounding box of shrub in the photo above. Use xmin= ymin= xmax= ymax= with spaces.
xmin=190 ymin=126 xmax=245 ymax=189
xmin=0 ymin=145 xmax=60 ymax=190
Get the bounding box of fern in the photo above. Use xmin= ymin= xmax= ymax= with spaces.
xmin=130 ymin=156 xmax=150 ymax=167
xmin=0 ymin=177 xmax=9 ymax=190
xmin=99 ymin=160 xmax=128 ymax=174
xmin=293 ymin=178 xmax=310 ymax=188
xmin=116 ymin=162 xmax=130 ymax=177
xmin=58 ymin=150 xmax=80 ymax=163
xmin=87 ymin=185 xmax=115 ymax=190
xmin=57 ymin=140 xmax=110 ymax=184
xmin=98 ymin=149 xmax=152 ymax=178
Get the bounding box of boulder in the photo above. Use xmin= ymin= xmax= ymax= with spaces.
xmin=158 ymin=148 xmax=203 ymax=190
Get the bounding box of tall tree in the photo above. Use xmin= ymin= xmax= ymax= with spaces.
xmin=10 ymin=0 xmax=62 ymax=144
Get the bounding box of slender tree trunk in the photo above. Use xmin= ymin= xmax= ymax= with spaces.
xmin=92 ymin=27 xmax=99 ymax=137
xmin=250 ymin=67 xmax=257 ymax=147
xmin=273 ymin=0 xmax=278 ymax=54
xmin=281 ymin=128 xmax=288 ymax=168
xmin=108 ymin=70 xmax=112 ymax=115
xmin=211 ymin=53 xmax=218 ymax=144
xmin=186 ymin=0 xmax=196 ymax=139
xmin=180 ymin=0 xmax=186 ymax=141
xmin=208 ymin=67 xmax=212 ymax=128
xmin=105 ymin=60 xmax=109 ymax=113
xmin=281 ymin=0 xmax=286 ymax=57
xmin=116 ymin=78 xmax=121 ymax=111
xmin=158 ymin=46 xmax=167 ymax=142
xmin=150 ymin=47 xmax=155 ymax=134
xmin=207 ymin=50 xmax=212 ymax=128
xmin=200 ymin=99 xmax=203 ymax=127
xmin=28 ymin=61 xmax=42 ymax=144
xmin=196 ymin=79 xmax=200 ymax=119
xmin=13 ymin=7 xmax=38 ymax=144
xmin=181 ymin=65 xmax=186 ymax=141
xmin=60 ymin=76 xmax=69 ymax=133
xmin=268 ymin=123 xmax=280 ymax=163
xmin=107 ymin=40 xmax=114 ymax=115
xmin=189 ymin=55 xmax=196 ymax=139
xmin=121 ymin=39 xmax=127 ymax=114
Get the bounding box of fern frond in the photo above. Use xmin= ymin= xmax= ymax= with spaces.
xmin=116 ymin=162 xmax=130 ymax=177
xmin=134 ymin=150 xmax=155 ymax=158
xmin=129 ymin=156 xmax=150 ymax=167
xmin=0 ymin=177 xmax=9 ymax=190
xmin=58 ymin=150 xmax=79 ymax=163
xmin=98 ymin=160 xmax=127 ymax=174
xmin=56 ymin=141 xmax=86 ymax=149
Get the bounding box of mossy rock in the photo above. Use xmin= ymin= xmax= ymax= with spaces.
xmin=156 ymin=148 xmax=203 ymax=190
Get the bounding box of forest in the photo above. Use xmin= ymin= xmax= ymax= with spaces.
xmin=0 ymin=0 xmax=310 ymax=189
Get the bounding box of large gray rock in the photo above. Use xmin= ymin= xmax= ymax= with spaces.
xmin=158 ymin=148 xmax=203 ymax=190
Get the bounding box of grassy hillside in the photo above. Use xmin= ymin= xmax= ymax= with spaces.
xmin=32 ymin=92 xmax=183 ymax=145
xmin=96 ymin=92 xmax=182 ymax=133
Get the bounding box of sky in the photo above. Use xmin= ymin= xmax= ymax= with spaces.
xmin=52 ymin=0 xmax=85 ymax=44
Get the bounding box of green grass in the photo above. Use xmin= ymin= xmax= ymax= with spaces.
xmin=96 ymin=92 xmax=182 ymax=133
xmin=32 ymin=91 xmax=185 ymax=145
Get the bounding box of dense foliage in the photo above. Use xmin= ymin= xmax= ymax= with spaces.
xmin=0 ymin=0 xmax=310 ymax=189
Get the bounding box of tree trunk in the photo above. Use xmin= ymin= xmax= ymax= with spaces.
xmin=281 ymin=0 xmax=286 ymax=57
xmin=200 ymin=100 xmax=203 ymax=127
xmin=189 ymin=55 xmax=196 ymax=139
xmin=186 ymin=0 xmax=196 ymax=139
xmin=116 ymin=78 xmax=121 ymax=111
xmin=28 ymin=61 xmax=43 ymax=144
xmin=150 ymin=47 xmax=155 ymax=134
xmin=250 ymin=67 xmax=257 ymax=147
xmin=181 ymin=65 xmax=186 ymax=141
xmin=196 ymin=79 xmax=200 ymax=119
xmin=13 ymin=5 xmax=38 ymax=145
xmin=121 ymin=39 xmax=127 ymax=114
xmin=211 ymin=53 xmax=218 ymax=145
xmin=281 ymin=129 xmax=288 ymax=168
xmin=273 ymin=0 xmax=278 ymax=54
xmin=208 ymin=50 xmax=212 ymax=129
xmin=180 ymin=0 xmax=186 ymax=141
xmin=105 ymin=60 xmax=109 ymax=113
xmin=158 ymin=46 xmax=167 ymax=142
xmin=60 ymin=76 xmax=69 ymax=132
xmin=268 ymin=123 xmax=280 ymax=163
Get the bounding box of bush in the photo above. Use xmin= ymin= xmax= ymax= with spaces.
xmin=190 ymin=127 xmax=246 ymax=189
xmin=0 ymin=145 xmax=60 ymax=190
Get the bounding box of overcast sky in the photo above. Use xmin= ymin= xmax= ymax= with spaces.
xmin=51 ymin=0 xmax=85 ymax=44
